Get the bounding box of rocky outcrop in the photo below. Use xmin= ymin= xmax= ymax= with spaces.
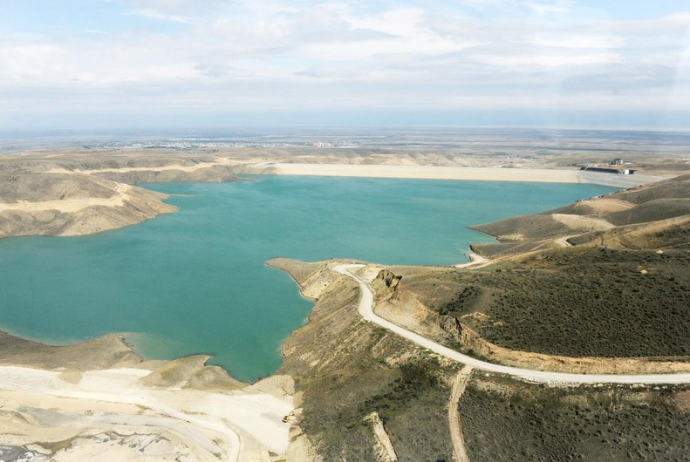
xmin=371 ymin=269 xmax=402 ymax=300
xmin=441 ymin=315 xmax=463 ymax=342
xmin=375 ymin=283 xmax=450 ymax=343
xmin=364 ymin=412 xmax=398 ymax=462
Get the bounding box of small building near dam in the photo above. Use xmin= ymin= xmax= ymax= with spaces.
xmin=580 ymin=166 xmax=636 ymax=175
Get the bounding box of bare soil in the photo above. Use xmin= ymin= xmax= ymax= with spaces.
xmin=0 ymin=156 xmax=241 ymax=239
xmin=471 ymin=174 xmax=690 ymax=246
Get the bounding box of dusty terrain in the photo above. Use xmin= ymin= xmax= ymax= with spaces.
xmin=0 ymin=156 xmax=241 ymax=238
xmin=0 ymin=331 xmax=294 ymax=461
xmin=272 ymin=250 xmax=690 ymax=460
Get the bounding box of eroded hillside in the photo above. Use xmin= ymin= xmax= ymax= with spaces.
xmin=0 ymin=156 xmax=240 ymax=238
xmin=269 ymin=258 xmax=460 ymax=461
xmin=470 ymin=174 xmax=690 ymax=258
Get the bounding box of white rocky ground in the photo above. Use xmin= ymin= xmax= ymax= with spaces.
xmin=0 ymin=366 xmax=294 ymax=461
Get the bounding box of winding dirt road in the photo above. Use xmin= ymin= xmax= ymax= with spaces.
xmin=449 ymin=366 xmax=472 ymax=462
xmin=335 ymin=264 xmax=690 ymax=385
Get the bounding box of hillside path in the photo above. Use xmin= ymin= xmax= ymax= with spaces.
xmin=449 ymin=366 xmax=472 ymax=462
xmin=335 ymin=264 xmax=690 ymax=385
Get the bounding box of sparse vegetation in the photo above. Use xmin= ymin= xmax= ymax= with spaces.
xmin=471 ymin=248 xmax=690 ymax=358
xmin=276 ymin=264 xmax=457 ymax=461
xmin=405 ymin=247 xmax=690 ymax=358
xmin=365 ymin=360 xmax=455 ymax=461
xmin=298 ymin=359 xmax=455 ymax=461
xmin=461 ymin=375 xmax=690 ymax=461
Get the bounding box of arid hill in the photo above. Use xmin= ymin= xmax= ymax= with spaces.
xmin=264 ymin=175 xmax=690 ymax=459
xmin=269 ymin=258 xmax=460 ymax=461
xmin=0 ymin=156 xmax=240 ymax=238
xmin=470 ymin=174 xmax=690 ymax=257
xmin=270 ymin=242 xmax=690 ymax=460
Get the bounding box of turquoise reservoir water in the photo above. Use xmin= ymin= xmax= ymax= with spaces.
xmin=0 ymin=176 xmax=616 ymax=381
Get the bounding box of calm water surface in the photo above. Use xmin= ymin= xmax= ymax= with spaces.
xmin=0 ymin=176 xmax=616 ymax=381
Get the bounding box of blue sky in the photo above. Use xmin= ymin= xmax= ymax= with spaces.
xmin=1 ymin=0 xmax=689 ymax=129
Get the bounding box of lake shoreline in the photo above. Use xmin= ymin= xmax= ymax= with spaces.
xmin=0 ymin=175 xmax=622 ymax=379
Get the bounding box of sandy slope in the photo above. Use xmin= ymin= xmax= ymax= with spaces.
xmin=573 ymin=198 xmax=635 ymax=213
xmin=46 ymin=158 xmax=234 ymax=175
xmin=0 ymin=366 xmax=293 ymax=461
xmin=551 ymin=213 xmax=615 ymax=231
xmin=0 ymin=183 xmax=132 ymax=213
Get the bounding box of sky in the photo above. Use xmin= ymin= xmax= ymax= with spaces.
xmin=0 ymin=0 xmax=689 ymax=130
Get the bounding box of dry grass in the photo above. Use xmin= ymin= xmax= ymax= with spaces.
xmin=461 ymin=375 xmax=690 ymax=461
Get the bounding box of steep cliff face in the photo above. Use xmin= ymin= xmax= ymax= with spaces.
xmin=370 ymin=269 xmax=402 ymax=300
xmin=369 ymin=268 xmax=464 ymax=347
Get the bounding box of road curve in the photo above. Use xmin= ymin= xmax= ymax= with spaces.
xmin=335 ymin=264 xmax=690 ymax=385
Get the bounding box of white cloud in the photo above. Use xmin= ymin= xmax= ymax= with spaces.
xmin=124 ymin=0 xmax=233 ymax=15
xmin=455 ymin=0 xmax=573 ymax=16
xmin=0 ymin=1 xmax=688 ymax=126
xmin=521 ymin=0 xmax=573 ymax=16
xmin=0 ymin=43 xmax=70 ymax=81
xmin=456 ymin=0 xmax=518 ymax=9
xmin=125 ymin=8 xmax=188 ymax=22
